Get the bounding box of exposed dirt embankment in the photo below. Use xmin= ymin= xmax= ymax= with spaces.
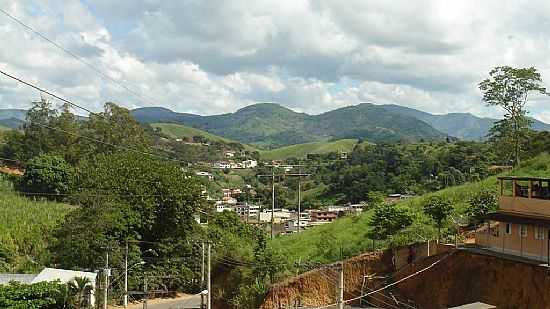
xmin=261 ymin=245 xmax=550 ymax=309
xmin=261 ymin=251 xmax=394 ymax=309
xmin=396 ymin=249 xmax=550 ymax=309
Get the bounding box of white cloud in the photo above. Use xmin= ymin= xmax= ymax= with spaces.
xmin=1 ymin=0 xmax=550 ymax=123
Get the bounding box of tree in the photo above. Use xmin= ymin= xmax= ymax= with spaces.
xmin=21 ymin=97 xmax=58 ymax=160
xmin=19 ymin=153 xmax=74 ymax=197
xmin=422 ymin=196 xmax=453 ymax=240
xmin=467 ymin=189 xmax=498 ymax=219
xmin=53 ymin=152 xmax=205 ymax=295
xmin=368 ymin=203 xmax=412 ymax=241
xmin=84 ymin=102 xmax=150 ymax=154
xmin=50 ymin=103 xmax=82 ymax=164
xmin=479 ymin=66 xmax=547 ymax=166
xmin=67 ymin=277 xmax=93 ymax=309
xmin=365 ymin=191 xmax=384 ymax=211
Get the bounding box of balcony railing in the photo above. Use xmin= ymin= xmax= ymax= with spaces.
xmin=499 ymin=176 xmax=550 ymax=200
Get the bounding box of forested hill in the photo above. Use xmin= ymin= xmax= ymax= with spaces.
xmin=131 ymin=103 xmax=448 ymax=148
xmin=381 ymin=104 xmax=550 ymax=140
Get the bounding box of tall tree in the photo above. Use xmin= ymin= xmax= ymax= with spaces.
xmin=422 ymin=196 xmax=453 ymax=241
xmin=21 ymin=96 xmax=58 ymax=159
xmin=479 ymin=66 xmax=547 ymax=166
xmin=84 ymin=102 xmax=150 ymax=154
xmin=50 ymin=103 xmax=82 ymax=164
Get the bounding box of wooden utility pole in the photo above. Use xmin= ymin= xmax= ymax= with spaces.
xmin=207 ymin=242 xmax=212 ymax=309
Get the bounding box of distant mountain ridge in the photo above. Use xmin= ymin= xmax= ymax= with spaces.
xmin=0 ymin=109 xmax=26 ymax=129
xmin=3 ymin=103 xmax=550 ymax=147
xmin=380 ymin=104 xmax=550 ymax=140
xmin=132 ymin=103 xmax=448 ymax=148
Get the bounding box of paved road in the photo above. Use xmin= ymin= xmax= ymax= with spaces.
xmin=142 ymin=294 xmax=202 ymax=309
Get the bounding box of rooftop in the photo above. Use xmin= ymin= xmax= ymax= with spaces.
xmin=498 ymin=176 xmax=550 ymax=182
xmin=482 ymin=211 xmax=550 ymax=226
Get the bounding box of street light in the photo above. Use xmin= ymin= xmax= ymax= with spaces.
xmin=124 ymin=247 xmax=155 ymax=308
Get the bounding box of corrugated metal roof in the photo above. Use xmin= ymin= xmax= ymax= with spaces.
xmin=0 ymin=273 xmax=37 ymax=285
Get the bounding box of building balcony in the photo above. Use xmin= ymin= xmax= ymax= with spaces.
xmin=498 ymin=176 xmax=550 ymax=217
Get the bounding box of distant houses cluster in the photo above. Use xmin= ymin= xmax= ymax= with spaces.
xmin=213 ymin=159 xmax=258 ymax=169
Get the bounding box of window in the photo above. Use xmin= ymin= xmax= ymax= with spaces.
xmin=505 ymin=223 xmax=512 ymax=235
xmin=536 ymin=226 xmax=545 ymax=240
xmin=519 ymin=225 xmax=527 ymax=238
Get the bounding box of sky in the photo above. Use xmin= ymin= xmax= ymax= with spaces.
xmin=2 ymin=1 xmax=550 ymax=121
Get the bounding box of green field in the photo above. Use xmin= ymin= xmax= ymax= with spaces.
xmin=270 ymin=153 xmax=550 ymax=269
xmin=260 ymin=139 xmax=361 ymax=160
xmin=0 ymin=177 xmax=73 ymax=272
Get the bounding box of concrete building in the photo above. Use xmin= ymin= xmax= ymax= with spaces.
xmin=234 ymin=203 xmax=260 ymax=217
xmin=476 ymin=176 xmax=550 ymax=262
xmin=310 ymin=210 xmax=339 ymax=223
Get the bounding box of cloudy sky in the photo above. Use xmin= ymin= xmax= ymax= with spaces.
xmin=2 ymin=1 xmax=550 ymax=121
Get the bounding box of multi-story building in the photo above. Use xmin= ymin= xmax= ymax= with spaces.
xmin=476 ymin=176 xmax=550 ymax=263
xmin=309 ymin=210 xmax=339 ymax=223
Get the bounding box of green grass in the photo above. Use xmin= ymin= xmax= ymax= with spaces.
xmin=0 ymin=177 xmax=73 ymax=271
xmin=151 ymin=123 xmax=258 ymax=151
xmin=270 ymin=153 xmax=550 ymax=270
xmin=260 ymin=139 xmax=360 ymax=160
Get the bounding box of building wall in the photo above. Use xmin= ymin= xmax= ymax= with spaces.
xmin=476 ymin=221 xmax=549 ymax=262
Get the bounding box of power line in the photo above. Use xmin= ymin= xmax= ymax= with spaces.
xmin=343 ymin=251 xmax=455 ymax=304
xmin=0 ymin=7 xmax=157 ymax=107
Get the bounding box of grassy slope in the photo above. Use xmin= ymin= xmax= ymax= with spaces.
xmin=270 ymin=153 xmax=550 ymax=268
xmin=260 ymin=139 xmax=359 ymax=160
xmin=151 ymin=123 xmax=258 ymax=151
xmin=0 ymin=177 xmax=73 ymax=271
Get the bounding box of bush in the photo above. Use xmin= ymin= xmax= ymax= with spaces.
xmin=467 ymin=189 xmax=498 ymax=220
xmin=19 ymin=154 xmax=74 ymax=197
xmin=0 ymin=280 xmax=67 ymax=308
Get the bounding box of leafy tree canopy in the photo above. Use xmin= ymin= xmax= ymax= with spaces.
xmin=18 ymin=153 xmax=74 ymax=197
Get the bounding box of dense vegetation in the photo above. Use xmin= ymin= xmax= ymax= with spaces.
xmin=270 ymin=153 xmax=550 ymax=271
xmin=0 ymin=178 xmax=72 ymax=273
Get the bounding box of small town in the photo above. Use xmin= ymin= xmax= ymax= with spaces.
xmin=2 ymin=1 xmax=550 ymax=309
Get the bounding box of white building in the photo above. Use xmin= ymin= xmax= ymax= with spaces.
xmin=195 ymin=171 xmax=214 ymax=180
xmin=234 ymin=203 xmax=260 ymax=217
xmin=243 ymin=160 xmax=258 ymax=168
xmin=285 ymin=218 xmax=311 ymax=232
xmin=215 ymin=202 xmax=234 ymax=213
xmin=214 ymin=161 xmax=231 ymax=169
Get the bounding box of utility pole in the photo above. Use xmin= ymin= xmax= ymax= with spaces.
xmin=258 ymin=166 xmax=311 ymax=238
xmin=337 ymin=262 xmax=344 ymax=309
xmin=207 ymin=242 xmax=212 ymax=309
xmin=124 ymin=241 xmax=128 ymax=308
xmin=104 ymin=247 xmax=110 ymax=309
xmin=297 ymin=167 xmax=303 ymax=233
xmin=143 ymin=275 xmax=148 ymax=309
xmin=201 ymin=242 xmax=205 ymax=309
xmin=271 ymin=169 xmax=275 ymax=239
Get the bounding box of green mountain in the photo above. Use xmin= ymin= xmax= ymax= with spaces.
xmin=0 ymin=109 xmax=26 ymax=129
xmin=132 ymin=103 xmax=449 ymax=148
xmin=381 ymin=104 xmax=550 ymax=140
